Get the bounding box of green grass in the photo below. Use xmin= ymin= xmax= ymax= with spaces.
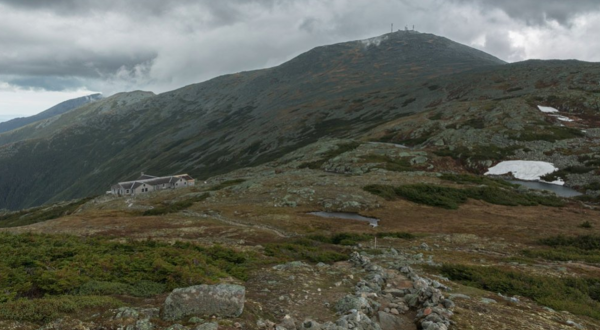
xmin=359 ymin=154 xmax=415 ymax=172
xmin=299 ymin=142 xmax=361 ymax=170
xmin=440 ymin=264 xmax=600 ymax=320
xmin=0 ymin=197 xmax=93 ymax=228
xmin=364 ymin=184 xmax=564 ymax=209
xmin=142 ymin=193 xmax=209 ymax=216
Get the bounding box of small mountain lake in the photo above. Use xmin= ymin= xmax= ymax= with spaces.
xmin=308 ymin=212 xmax=379 ymax=227
xmin=508 ymin=180 xmax=582 ymax=197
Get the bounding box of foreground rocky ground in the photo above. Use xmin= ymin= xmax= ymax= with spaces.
xmin=0 ymin=138 xmax=599 ymax=329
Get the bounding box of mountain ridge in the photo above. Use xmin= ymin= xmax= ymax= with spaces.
xmin=0 ymin=93 xmax=104 ymax=135
xmin=1 ymin=31 xmax=597 ymax=210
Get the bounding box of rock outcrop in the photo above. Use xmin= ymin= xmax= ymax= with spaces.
xmin=162 ymin=284 xmax=245 ymax=321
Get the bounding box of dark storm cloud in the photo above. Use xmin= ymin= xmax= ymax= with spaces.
xmin=7 ymin=76 xmax=84 ymax=91
xmin=1 ymin=0 xmax=600 ymax=96
xmin=0 ymin=52 xmax=157 ymax=78
xmin=455 ymin=0 xmax=600 ymax=25
xmin=0 ymin=0 xmax=276 ymax=21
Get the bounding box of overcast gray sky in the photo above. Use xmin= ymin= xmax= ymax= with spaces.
xmin=1 ymin=0 xmax=600 ymax=117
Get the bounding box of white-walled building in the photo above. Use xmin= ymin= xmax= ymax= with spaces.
xmin=109 ymin=173 xmax=195 ymax=196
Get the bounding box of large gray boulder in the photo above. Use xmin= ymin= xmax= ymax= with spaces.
xmin=162 ymin=284 xmax=245 ymax=321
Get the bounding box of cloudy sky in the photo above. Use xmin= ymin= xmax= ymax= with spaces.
xmin=1 ymin=0 xmax=600 ymax=119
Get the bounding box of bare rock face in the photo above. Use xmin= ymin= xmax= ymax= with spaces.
xmin=162 ymin=284 xmax=245 ymax=321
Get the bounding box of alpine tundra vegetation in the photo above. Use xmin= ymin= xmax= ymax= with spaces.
xmin=1 ymin=2 xmax=600 ymax=329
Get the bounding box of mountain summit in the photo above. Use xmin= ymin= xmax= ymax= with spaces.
xmin=0 ymin=32 xmax=579 ymax=210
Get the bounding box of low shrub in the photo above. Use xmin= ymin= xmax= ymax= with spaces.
xmin=363 ymin=184 xmax=564 ymax=209
xmin=76 ymin=280 xmax=165 ymax=297
xmin=0 ymin=295 xmax=122 ymax=323
xmin=440 ymin=173 xmax=517 ymax=188
xmin=0 ymin=198 xmax=93 ymax=228
xmin=511 ymin=126 xmax=585 ymax=142
xmin=360 ymin=154 xmax=414 ymax=172
xmin=440 ymin=264 xmax=600 ymax=320
xmin=584 ymin=181 xmax=600 ymax=191
xmin=523 ymin=234 xmax=600 ymax=264
xmin=523 ymin=247 xmax=600 ymax=264
xmin=434 ymin=145 xmax=520 ymax=163
xmin=263 ymin=240 xmax=347 ymax=263
xmin=429 ymin=112 xmax=443 ymax=120
xmin=299 ymin=142 xmax=361 ymax=170
xmin=539 ymin=235 xmax=600 ymax=250
xmin=541 ymin=166 xmax=594 ymax=182
xmin=308 ymin=232 xmax=415 ymax=246
xmin=208 ymin=179 xmax=246 ymax=191
xmin=0 ymin=233 xmax=252 ymax=304
xmin=394 ymin=184 xmax=468 ymax=209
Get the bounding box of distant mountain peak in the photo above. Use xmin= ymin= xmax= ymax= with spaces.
xmin=0 ymin=93 xmax=105 ymax=135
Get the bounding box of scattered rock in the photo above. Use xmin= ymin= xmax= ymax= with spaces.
xmin=480 ymin=298 xmax=497 ymax=304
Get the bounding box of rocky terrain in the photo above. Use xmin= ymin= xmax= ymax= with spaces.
xmin=0 ymin=31 xmax=507 ymax=210
xmin=0 ymin=31 xmax=599 ymax=329
xmin=0 ymin=136 xmax=599 ymax=329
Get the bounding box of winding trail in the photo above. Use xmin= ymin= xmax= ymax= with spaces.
xmin=181 ymin=211 xmax=291 ymax=238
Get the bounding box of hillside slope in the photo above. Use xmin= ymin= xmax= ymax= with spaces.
xmin=0 ymin=31 xmax=508 ymax=209
xmin=0 ymin=93 xmax=103 ymax=135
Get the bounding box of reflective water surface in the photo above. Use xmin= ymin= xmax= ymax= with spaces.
xmin=508 ymin=180 xmax=582 ymax=197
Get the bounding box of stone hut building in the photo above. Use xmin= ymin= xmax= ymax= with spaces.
xmin=110 ymin=173 xmax=195 ymax=196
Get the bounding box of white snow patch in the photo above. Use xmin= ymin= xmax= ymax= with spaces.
xmin=553 ymin=115 xmax=574 ymax=122
xmin=485 ymin=160 xmax=564 ymax=185
xmin=537 ymin=105 xmax=559 ymax=113
xmin=360 ymin=35 xmax=387 ymax=47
